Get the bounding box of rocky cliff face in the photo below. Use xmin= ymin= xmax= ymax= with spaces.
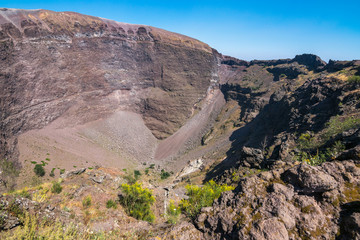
xmin=0 ymin=8 xmax=220 ymax=166
xmin=204 ymin=57 xmax=360 ymax=181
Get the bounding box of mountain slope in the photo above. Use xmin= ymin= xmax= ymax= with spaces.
xmin=0 ymin=8 xmax=360 ymax=239
xmin=0 ymin=8 xmax=222 ymax=173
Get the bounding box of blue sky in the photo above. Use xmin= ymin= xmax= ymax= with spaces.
xmin=1 ymin=0 xmax=360 ymax=61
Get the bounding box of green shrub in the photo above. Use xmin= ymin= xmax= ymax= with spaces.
xmin=347 ymin=75 xmax=360 ymax=84
xmin=82 ymin=195 xmax=92 ymax=208
xmin=325 ymin=141 xmax=345 ymax=159
xmin=149 ymin=164 xmax=155 ymax=169
xmin=295 ymin=141 xmax=345 ymax=166
xmin=34 ymin=164 xmax=45 ymax=177
xmin=179 ymin=180 xmax=234 ymax=219
xmin=134 ymin=170 xmax=141 ymax=179
xmin=166 ymin=200 xmax=181 ymax=224
xmin=119 ymin=182 xmax=155 ymax=222
xmin=322 ymin=116 xmax=360 ymax=141
xmin=60 ymin=169 xmax=65 ymax=175
xmin=296 ymin=151 xmax=326 ymax=166
xmin=51 ymin=181 xmax=62 ymax=194
xmin=106 ymin=200 xmax=117 ymax=209
xmin=160 ymin=169 xmax=171 ymax=180
xmin=297 ymin=133 xmax=315 ymax=150
xmin=49 ymin=168 xmax=55 ymax=177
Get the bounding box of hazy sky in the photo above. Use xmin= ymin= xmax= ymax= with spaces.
xmin=1 ymin=0 xmax=360 ymax=61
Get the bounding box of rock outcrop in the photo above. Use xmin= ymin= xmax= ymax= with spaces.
xmin=196 ymin=160 xmax=360 ymax=239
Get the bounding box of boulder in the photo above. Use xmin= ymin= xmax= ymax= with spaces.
xmin=337 ymin=145 xmax=360 ymax=161
xmin=60 ymin=168 xmax=86 ymax=178
xmin=240 ymin=147 xmax=264 ymax=168
xmin=282 ymin=163 xmax=338 ymax=193
xmin=268 ymin=183 xmax=294 ymax=201
xmin=248 ymin=218 xmax=289 ymax=240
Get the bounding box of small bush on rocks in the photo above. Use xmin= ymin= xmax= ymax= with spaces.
xmin=180 ymin=180 xmax=234 ymax=219
xmin=119 ymin=182 xmax=155 ymax=222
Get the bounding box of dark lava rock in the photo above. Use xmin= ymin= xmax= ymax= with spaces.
xmin=339 ymin=201 xmax=360 ymax=240
xmin=326 ymin=60 xmax=356 ymax=72
xmin=337 ymin=145 xmax=360 ymax=161
xmin=239 ymin=146 xmax=264 ymax=168
xmin=292 ymin=54 xmax=326 ymax=71
xmin=266 ymin=63 xmax=307 ymax=81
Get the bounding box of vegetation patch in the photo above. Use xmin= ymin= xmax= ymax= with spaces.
xmin=13 ymin=188 xmax=31 ymax=199
xmin=347 ymin=75 xmax=360 ymax=84
xmin=50 ymin=168 xmax=56 ymax=177
xmin=160 ymin=169 xmax=171 ymax=179
xmin=106 ymin=200 xmax=117 ymax=209
xmin=322 ymin=115 xmax=360 ymax=142
xmin=295 ymin=132 xmax=346 ymax=166
xmin=124 ymin=170 xmax=142 ymax=184
xmin=82 ymin=195 xmax=92 ymax=208
xmin=0 ymin=212 xmax=122 ymax=239
xmin=166 ymin=200 xmax=181 ymax=224
xmin=119 ymin=182 xmax=155 ymax=223
xmin=34 ymin=164 xmax=45 ymax=177
xmin=179 ymin=180 xmax=234 ymax=219
xmin=51 ymin=181 xmax=62 ymax=194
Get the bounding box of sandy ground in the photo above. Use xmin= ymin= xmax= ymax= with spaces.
xmin=17 ymin=111 xmax=158 ymax=175
xmin=17 ymin=87 xmax=227 ymax=180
